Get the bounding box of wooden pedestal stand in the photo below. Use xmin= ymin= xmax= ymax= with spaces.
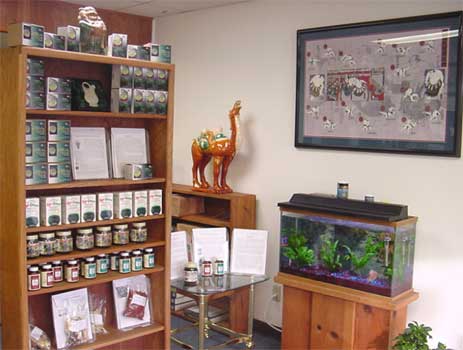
xmin=275 ymin=273 xmax=419 ymax=350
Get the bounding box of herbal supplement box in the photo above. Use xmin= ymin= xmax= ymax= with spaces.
xmin=47 ymin=141 xmax=71 ymax=163
xmin=145 ymin=43 xmax=171 ymax=63
xmin=154 ymin=69 xmax=168 ymax=91
xmin=132 ymin=89 xmax=145 ymax=114
xmin=127 ymin=45 xmax=150 ymax=60
xmin=57 ymin=26 xmax=80 ymax=52
xmin=108 ymin=33 xmax=128 ymax=58
xmin=154 ymin=91 xmax=168 ymax=115
xmin=46 ymin=92 xmax=71 ymax=111
xmin=123 ymin=163 xmax=153 ymax=180
xmin=25 ymin=142 xmax=47 ymax=163
xmin=149 ymin=189 xmax=162 ymax=215
xmin=81 ymin=194 xmax=97 ymax=222
xmin=143 ymin=68 xmax=155 ymax=90
xmin=111 ymin=65 xmax=133 ymax=89
xmin=62 ymin=195 xmax=81 ymax=224
xmin=47 ymin=77 xmax=72 ymax=94
xmin=47 ymin=120 xmax=71 ymax=141
xmin=133 ymin=190 xmax=148 ymax=217
xmin=27 ymin=58 xmax=45 ymax=76
xmin=133 ymin=67 xmax=144 ymax=89
xmin=25 ymin=163 xmax=47 ymax=185
xmin=40 ymin=196 xmax=62 ymax=226
xmin=97 ymin=193 xmax=114 ymax=221
xmin=48 ymin=162 xmax=72 ymax=184
xmin=26 ymin=76 xmax=45 ymax=92
xmin=111 ymin=88 xmax=132 ymax=113
xmin=143 ymin=90 xmax=156 ymax=114
xmin=26 ymin=119 xmax=46 ymax=142
xmin=7 ymin=22 xmax=44 ymax=48
xmin=44 ymin=32 xmax=65 ymax=50
xmin=114 ymin=192 xmax=133 ymax=219
xmin=26 ymin=91 xmax=45 ymax=110
xmin=25 ymin=197 xmax=40 ymax=228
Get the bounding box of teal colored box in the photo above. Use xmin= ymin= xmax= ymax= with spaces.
xmin=111 ymin=88 xmax=132 ymax=113
xmin=48 ymin=163 xmax=72 ymax=184
xmin=26 ymin=58 xmax=44 ymax=76
xmin=47 ymin=120 xmax=71 ymax=141
xmin=154 ymin=69 xmax=168 ymax=91
xmin=132 ymin=89 xmax=145 ymax=114
xmin=47 ymin=77 xmax=72 ymax=94
xmin=133 ymin=66 xmax=145 ymax=89
xmin=48 ymin=142 xmax=71 ymax=163
xmin=46 ymin=93 xmax=71 ymax=111
xmin=144 ymin=90 xmax=156 ymax=114
xmin=144 ymin=68 xmax=155 ymax=90
xmin=25 ymin=163 xmax=48 ymax=185
xmin=44 ymin=32 xmax=65 ymax=50
xmin=154 ymin=91 xmax=168 ymax=115
xmin=25 ymin=142 xmax=47 ymax=163
xmin=127 ymin=45 xmax=150 ymax=61
xmin=147 ymin=44 xmax=171 ymax=63
xmin=26 ymin=91 xmax=45 ymax=110
xmin=26 ymin=76 xmax=45 ymax=92
xmin=26 ymin=119 xmax=46 ymax=142
xmin=111 ymin=65 xmax=133 ymax=89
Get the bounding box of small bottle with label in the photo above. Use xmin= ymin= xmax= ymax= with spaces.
xmin=52 ymin=260 xmax=63 ymax=282
xmin=40 ymin=264 xmax=54 ymax=288
xmin=184 ymin=262 xmax=198 ymax=286
xmin=214 ymin=259 xmax=224 ymax=276
xmin=119 ymin=252 xmax=131 ymax=274
xmin=96 ymin=254 xmax=109 ymax=274
xmin=201 ymin=259 xmax=213 ymax=277
xmin=337 ymin=182 xmax=349 ymax=199
xmin=84 ymin=257 xmax=97 ymax=279
xmin=110 ymin=252 xmax=120 ymax=271
xmin=65 ymin=260 xmax=79 ymax=283
xmin=28 ymin=266 xmax=41 ymax=291
xmin=143 ymin=248 xmax=155 ymax=268
xmin=131 ymin=250 xmax=143 ymax=271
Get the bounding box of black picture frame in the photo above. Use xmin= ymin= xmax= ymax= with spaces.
xmin=295 ymin=11 xmax=463 ymax=157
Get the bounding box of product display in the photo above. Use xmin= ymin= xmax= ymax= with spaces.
xmin=123 ymin=163 xmax=153 ymax=181
xmin=89 ymin=292 xmax=108 ymax=335
xmin=26 ymin=163 xmax=48 ymax=185
xmin=143 ymin=248 xmax=155 ymax=268
xmin=57 ymin=25 xmax=80 ymax=52
xmin=108 ymin=33 xmax=128 ymax=58
xmin=113 ymin=224 xmax=129 ymax=245
xmin=127 ymin=45 xmax=150 ymax=60
xmin=133 ymin=191 xmax=148 ymax=217
xmin=81 ymin=194 xmax=97 ymax=222
xmin=29 ymin=324 xmax=51 ymax=350
xmin=48 ymin=162 xmax=72 ymax=184
xmin=144 ymin=43 xmax=172 ymax=63
xmin=111 ymin=88 xmax=132 ymax=113
xmin=62 ymin=195 xmax=81 ymax=224
xmin=65 ymin=260 xmax=79 ymax=283
xmin=133 ymin=67 xmax=144 ymax=89
xmin=111 ymin=128 xmax=149 ymax=178
xmin=130 ymin=222 xmax=147 ymax=242
xmin=111 ymin=65 xmax=133 ymax=89
xmin=26 ymin=91 xmax=46 ymax=110
xmin=40 ymin=264 xmax=54 ymax=288
xmin=154 ymin=69 xmax=168 ymax=91
xmin=46 ymin=77 xmax=72 ymax=95
xmin=52 ymin=260 xmax=63 ymax=282
xmin=25 ymin=142 xmax=47 ymax=164
xmin=26 ymin=197 xmax=40 ymax=227
xmin=27 ymin=58 xmax=45 ymax=76
xmin=48 ymin=142 xmax=71 ymax=163
xmin=56 ymin=231 xmax=73 ymax=253
xmin=76 ymin=228 xmax=94 ymax=250
xmin=114 ymin=192 xmax=133 ymax=218
xmin=27 ymin=76 xmax=45 ymax=93
xmin=26 ymin=119 xmax=46 ymax=142
xmin=148 ymin=189 xmax=162 ymax=215
xmin=95 ymin=226 xmax=112 ymax=247
xmin=97 ymin=193 xmax=114 ymax=220
xmin=39 ymin=233 xmax=56 ymax=256
xmin=46 ymin=92 xmax=72 ymax=111
xmin=48 ymin=120 xmax=71 ymax=142
xmin=40 ymin=196 xmax=62 ymax=226
xmin=7 ymin=22 xmax=44 ymax=48
xmin=28 ymin=266 xmax=41 ymax=291
xmin=27 ymin=234 xmax=41 ymax=258
xmin=44 ymin=32 xmax=65 ymax=50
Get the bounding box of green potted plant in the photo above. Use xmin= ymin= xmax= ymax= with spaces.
xmin=393 ymin=321 xmax=448 ymax=350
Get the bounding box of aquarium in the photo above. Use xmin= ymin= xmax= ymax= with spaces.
xmin=279 ymin=209 xmax=416 ymax=297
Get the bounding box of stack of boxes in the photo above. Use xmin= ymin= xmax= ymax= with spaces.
xmin=26 ymin=58 xmax=45 ymax=110
xmin=46 ymin=77 xmax=72 ymax=111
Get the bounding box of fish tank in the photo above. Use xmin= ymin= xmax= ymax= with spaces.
xmin=278 ymin=194 xmax=416 ymax=297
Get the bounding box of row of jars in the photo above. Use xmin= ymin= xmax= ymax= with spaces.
xmin=27 ymin=222 xmax=148 ymax=258
xmin=27 ymin=248 xmax=156 ymax=291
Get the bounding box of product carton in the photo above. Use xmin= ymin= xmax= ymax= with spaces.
xmin=47 ymin=120 xmax=71 ymax=141
xmin=122 ymin=163 xmax=153 ymax=180
xmin=26 ymin=197 xmax=40 ymax=227
xmin=133 ymin=190 xmax=148 ymax=217
xmin=108 ymin=33 xmax=128 ymax=58
xmin=27 ymin=58 xmax=45 ymax=76
xmin=25 ymin=142 xmax=47 ymax=163
xmin=97 ymin=193 xmax=114 ymax=220
xmin=154 ymin=91 xmax=168 ymax=115
xmin=57 ymin=26 xmax=80 ymax=52
xmin=48 ymin=162 xmax=72 ymax=184
xmin=148 ymin=189 xmax=162 ymax=215
xmin=46 ymin=77 xmax=72 ymax=94
xmin=44 ymin=32 xmax=65 ymax=50
xmin=127 ymin=44 xmax=150 ymax=60
xmin=47 ymin=141 xmax=71 ymax=163
xmin=46 ymin=92 xmax=71 ymax=110
xmin=26 ymin=91 xmax=45 ymax=110
xmin=7 ymin=22 xmax=44 ymax=48
xmin=26 ymin=119 xmax=46 ymax=142
xmin=133 ymin=66 xmax=144 ymax=89
xmin=114 ymin=192 xmax=133 ymax=219
xmin=144 ymin=90 xmax=156 ymax=114
xmin=144 ymin=68 xmax=155 ymax=90
xmin=111 ymin=88 xmax=132 ymax=113
xmin=62 ymin=195 xmax=81 ymax=224
xmin=26 ymin=76 xmax=45 ymax=92
xmin=81 ymin=194 xmax=96 ymax=222
xmin=111 ymin=65 xmax=133 ymax=89
xmin=144 ymin=43 xmax=171 ymax=63
xmin=40 ymin=196 xmax=62 ymax=226
xmin=25 ymin=163 xmax=48 ymax=185
xmin=132 ymin=89 xmax=145 ymax=114
xmin=154 ymin=69 xmax=168 ymax=91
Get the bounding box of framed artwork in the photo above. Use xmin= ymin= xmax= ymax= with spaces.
xmin=295 ymin=12 xmax=463 ymax=156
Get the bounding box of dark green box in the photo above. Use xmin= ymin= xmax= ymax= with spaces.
xmin=154 ymin=91 xmax=168 ymax=115
xmin=154 ymin=69 xmax=168 ymax=91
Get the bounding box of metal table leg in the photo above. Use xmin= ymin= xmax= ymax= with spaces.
xmin=198 ymin=294 xmax=208 ymax=350
xmin=246 ymin=284 xmax=255 ymax=348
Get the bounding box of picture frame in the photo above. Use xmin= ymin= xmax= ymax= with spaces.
xmin=295 ymin=12 xmax=463 ymax=156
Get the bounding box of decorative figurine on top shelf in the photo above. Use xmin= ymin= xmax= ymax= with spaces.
xmin=78 ymin=6 xmax=107 ymax=55
xmin=191 ymin=100 xmax=242 ymax=194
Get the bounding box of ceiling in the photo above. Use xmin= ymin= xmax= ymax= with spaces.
xmin=63 ymin=0 xmax=250 ymax=18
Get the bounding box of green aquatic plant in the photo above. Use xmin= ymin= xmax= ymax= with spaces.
xmin=393 ymin=321 xmax=447 ymax=350
xmin=343 ymin=237 xmax=382 ymax=274
xmin=282 ymin=233 xmax=315 ymax=267
xmin=320 ymin=238 xmax=342 ymax=272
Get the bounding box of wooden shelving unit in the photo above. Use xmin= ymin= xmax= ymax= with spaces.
xmin=0 ymin=47 xmax=174 ymax=349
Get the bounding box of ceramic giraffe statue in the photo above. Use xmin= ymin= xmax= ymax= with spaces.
xmin=191 ymin=100 xmax=242 ymax=194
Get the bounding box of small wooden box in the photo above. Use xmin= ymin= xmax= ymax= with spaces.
xmin=172 ymin=194 xmax=205 ymax=217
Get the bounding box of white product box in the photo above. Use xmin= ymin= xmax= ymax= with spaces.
xmin=25 ymin=197 xmax=40 ymax=228
xmin=62 ymin=195 xmax=81 ymax=224
xmin=57 ymin=25 xmax=80 ymax=52
xmin=97 ymin=192 xmax=114 ymax=221
xmin=40 ymin=196 xmax=62 ymax=226
xmin=148 ymin=189 xmax=162 ymax=215
xmin=81 ymin=194 xmax=97 ymax=223
xmin=133 ymin=190 xmax=148 ymax=217
xmin=114 ymin=191 xmax=133 ymax=219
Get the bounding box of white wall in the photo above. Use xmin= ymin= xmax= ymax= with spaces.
xmin=155 ymin=1 xmax=463 ymax=348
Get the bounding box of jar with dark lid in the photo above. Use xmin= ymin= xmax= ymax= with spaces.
xmin=184 ymin=262 xmax=198 ymax=286
xmin=201 ymin=259 xmax=213 ymax=277
xmin=84 ymin=257 xmax=96 ymax=279
xmin=65 ymin=260 xmax=79 ymax=283
xmin=214 ymin=259 xmax=224 ymax=276
xmin=39 ymin=233 xmax=56 ymax=256
xmin=337 ymin=181 xmax=349 ymax=199
xmin=95 ymin=226 xmax=112 ymax=248
xmin=28 ymin=266 xmax=41 ymax=291
xmin=40 ymin=264 xmax=54 ymax=288
xmin=143 ymin=248 xmax=155 ymax=268
xmin=131 ymin=250 xmax=143 ymax=272
xmin=52 ymin=260 xmax=63 ymax=282
xmin=130 ymin=222 xmax=147 ymax=243
xmin=56 ymin=230 xmax=73 ymax=253
xmin=96 ymin=254 xmax=108 ymax=274
xmin=76 ymin=228 xmax=94 ymax=250
xmin=119 ymin=252 xmax=131 ymax=274
xmin=27 ymin=234 xmax=41 ymax=258
xmin=113 ymin=224 xmax=129 ymax=245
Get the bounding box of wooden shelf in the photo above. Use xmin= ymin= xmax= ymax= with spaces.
xmin=26 ymin=177 xmax=166 ymax=191
xmin=26 ymin=109 xmax=167 ymax=120
xmin=22 ymin=46 xmax=175 ymax=70
xmin=72 ymin=323 xmax=165 ymax=350
xmin=28 ymin=266 xmax=164 ymax=296
xmin=27 ymin=240 xmax=166 ymax=265
xmin=26 ymin=215 xmax=165 ymax=233
xmin=173 ymin=183 xmax=253 ymax=200
xmin=174 ymin=213 xmax=230 ymax=227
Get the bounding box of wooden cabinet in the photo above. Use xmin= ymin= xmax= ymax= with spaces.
xmin=0 ymin=47 xmax=174 ymax=349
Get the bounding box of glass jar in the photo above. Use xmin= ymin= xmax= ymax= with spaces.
xmin=28 ymin=266 xmax=41 ymax=291
xmin=40 ymin=264 xmax=54 ymax=288
xmin=110 ymin=252 xmax=120 ymax=271
xmin=95 ymin=226 xmax=112 ymax=248
xmin=55 ymin=230 xmax=73 ymax=253
xmin=119 ymin=252 xmax=131 ymax=274
xmin=184 ymin=262 xmax=198 ymax=286
xmin=65 ymin=260 xmax=79 ymax=283
xmin=214 ymin=259 xmax=225 ymax=276
xmin=113 ymin=224 xmax=129 ymax=245
xmin=76 ymin=228 xmax=94 ymax=250
xmin=201 ymin=259 xmax=213 ymax=277
xmin=52 ymin=260 xmax=63 ymax=282
xmin=39 ymin=233 xmax=56 ymax=256
xmin=84 ymin=257 xmax=96 ymax=279
xmin=143 ymin=248 xmax=155 ymax=268
xmin=131 ymin=250 xmax=143 ymax=272
xmin=130 ymin=222 xmax=147 ymax=243
xmin=27 ymin=234 xmax=41 ymax=258
xmin=96 ymin=254 xmax=108 ymax=274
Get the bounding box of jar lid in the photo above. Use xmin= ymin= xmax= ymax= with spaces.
xmin=120 ymin=252 xmax=130 ymax=257
xmin=338 ymin=181 xmax=349 ymax=185
xmin=42 ymin=264 xmax=52 ymax=269
xmin=85 ymin=257 xmax=95 ymax=262
xmin=144 ymin=248 xmax=154 ymax=253
xmin=67 ymin=260 xmax=78 ymax=265
xmin=132 ymin=222 xmax=146 ymax=228
xmin=185 ymin=261 xmax=197 ymax=269
xmin=114 ymin=224 xmax=128 ymax=229
xmin=78 ymin=228 xmax=93 ymax=234
xmin=215 ymin=259 xmax=223 ymax=263
xmin=29 ymin=266 xmax=39 ymax=272
xmin=56 ymin=230 xmax=72 ymax=237
xmin=52 ymin=260 xmax=61 ymax=265
xmin=97 ymin=254 xmax=106 ymax=258
xmin=97 ymin=226 xmax=111 ymax=231
xmin=27 ymin=234 xmax=39 ymax=240
xmin=132 ymin=250 xmax=142 ymax=255
xmin=39 ymin=232 xmax=55 ymax=239
xmin=112 ymin=251 xmax=120 ymax=255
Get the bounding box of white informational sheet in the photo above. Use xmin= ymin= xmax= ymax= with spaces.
xmin=192 ymin=227 xmax=229 ymax=272
xmin=70 ymin=127 xmax=110 ymax=180
xmin=171 ymin=231 xmax=189 ymax=280
xmin=230 ymin=229 xmax=268 ymax=275
xmin=111 ymin=128 xmax=148 ymax=178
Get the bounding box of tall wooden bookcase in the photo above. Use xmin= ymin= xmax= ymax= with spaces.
xmin=0 ymin=47 xmax=174 ymax=349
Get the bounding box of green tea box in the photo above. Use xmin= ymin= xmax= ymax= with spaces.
xmin=97 ymin=193 xmax=114 ymax=221
xmin=81 ymin=194 xmax=96 ymax=222
xmin=111 ymin=88 xmax=132 ymax=113
xmin=25 ymin=142 xmax=47 ymax=163
xmin=127 ymin=45 xmax=150 ymax=60
xmin=133 ymin=190 xmax=148 ymax=217
xmin=145 ymin=43 xmax=171 ymax=63
xmin=27 ymin=58 xmax=45 ymax=76
xmin=26 ymin=92 xmax=45 ymax=110
xmin=40 ymin=196 xmax=62 ymax=226
xmin=143 ymin=68 xmax=155 ymax=90
xmin=47 ymin=120 xmax=71 ymax=141
xmin=122 ymin=163 xmax=153 ymax=180
xmin=133 ymin=67 xmax=144 ymax=89
xmin=154 ymin=91 xmax=168 ymax=115
xmin=149 ymin=189 xmax=162 ymax=215
xmin=154 ymin=69 xmax=168 ymax=91
xmin=111 ymin=65 xmax=133 ymax=88
xmin=46 ymin=92 xmax=71 ymax=110
xmin=57 ymin=26 xmax=80 ymax=52
xmin=62 ymin=195 xmax=81 ymax=224
xmin=108 ymin=33 xmax=128 ymax=58
xmin=47 ymin=77 xmax=72 ymax=94
xmin=25 ymin=163 xmax=47 ymax=185
xmin=132 ymin=89 xmax=145 ymax=114
xmin=44 ymin=32 xmax=65 ymax=50
xmin=26 ymin=76 xmax=45 ymax=92
xmin=114 ymin=192 xmax=133 ymax=219
xmin=25 ymin=197 xmax=40 ymax=227
xmin=7 ymin=23 xmax=44 ymax=48
xmin=26 ymin=119 xmax=46 ymax=142
xmin=144 ymin=90 xmax=156 ymax=114
xmin=48 ymin=162 xmax=72 ymax=184
xmin=47 ymin=141 xmax=71 ymax=163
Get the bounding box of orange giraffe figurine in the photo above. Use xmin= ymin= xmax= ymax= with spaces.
xmin=191 ymin=100 xmax=242 ymax=193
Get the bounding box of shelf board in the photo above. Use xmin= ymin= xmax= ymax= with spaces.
xmin=26 ymin=109 xmax=167 ymax=120
xmin=72 ymin=323 xmax=165 ymax=350
xmin=26 ymin=177 xmax=166 ymax=191
xmin=28 ymin=266 xmax=164 ymax=296
xmin=22 ymin=46 xmax=175 ymax=71
xmin=27 ymin=240 xmax=166 ymax=265
xmin=173 ymin=183 xmax=253 ymax=200
xmin=26 ymin=214 xmax=165 ymax=233
xmin=174 ymin=213 xmax=230 ymax=227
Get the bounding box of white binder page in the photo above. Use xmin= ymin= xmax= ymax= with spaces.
xmin=230 ymin=229 xmax=268 ymax=275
